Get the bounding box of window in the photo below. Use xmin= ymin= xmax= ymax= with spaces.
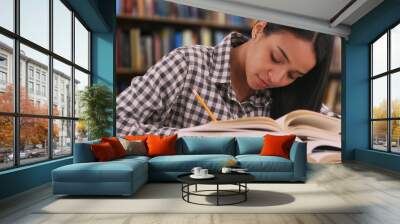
xmin=371 ymin=23 xmax=400 ymax=154
xmin=42 ymin=85 xmax=46 ymax=97
xmin=0 ymin=55 xmax=7 ymax=67
xmin=0 ymin=0 xmax=14 ymax=32
xmin=53 ymin=59 xmax=72 ymax=117
xmin=0 ymin=71 xmax=6 ymax=85
xmin=53 ymin=0 xmax=72 ymax=60
xmin=20 ymin=0 xmax=49 ymax=49
xmin=28 ymin=81 xmax=34 ymax=94
xmin=35 ymin=70 xmax=41 ymax=81
xmin=0 ymin=0 xmax=91 ymax=170
xmin=35 ymin=83 xmax=40 ymax=95
xmin=0 ymin=54 xmax=7 ymax=89
xmin=28 ymin=67 xmax=34 ymax=80
xmin=75 ymin=17 xmax=90 ymax=70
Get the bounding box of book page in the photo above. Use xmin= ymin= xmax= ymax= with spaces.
xmin=306 ymin=139 xmax=341 ymax=154
xmin=178 ymin=116 xmax=283 ymax=133
xmin=287 ymin=125 xmax=341 ymax=142
xmin=283 ymin=110 xmax=340 ymax=133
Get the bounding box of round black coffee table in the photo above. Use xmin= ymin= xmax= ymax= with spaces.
xmin=177 ymin=173 xmax=255 ymax=206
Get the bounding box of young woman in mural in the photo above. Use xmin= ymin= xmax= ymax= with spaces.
xmin=117 ymin=21 xmax=334 ymax=136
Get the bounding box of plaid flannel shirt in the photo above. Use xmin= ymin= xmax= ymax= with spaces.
xmin=117 ymin=32 xmax=272 ymax=136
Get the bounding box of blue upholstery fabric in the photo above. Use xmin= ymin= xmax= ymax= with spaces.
xmin=289 ymin=141 xmax=307 ymax=181
xmin=149 ymin=154 xmax=235 ymax=173
xmin=73 ymin=140 xmax=100 ymax=163
xmin=236 ymin=155 xmax=293 ymax=172
xmin=52 ymin=158 xmax=148 ymax=195
xmin=235 ymin=137 xmax=264 ymax=155
xmin=177 ymin=136 xmax=236 ymax=155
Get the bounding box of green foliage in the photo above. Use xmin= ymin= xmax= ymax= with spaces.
xmin=372 ymin=99 xmax=400 ymax=140
xmin=79 ymin=84 xmax=113 ymax=140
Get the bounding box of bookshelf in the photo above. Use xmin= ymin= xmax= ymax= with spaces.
xmin=117 ymin=15 xmax=252 ymax=32
xmin=115 ymin=0 xmax=253 ymax=94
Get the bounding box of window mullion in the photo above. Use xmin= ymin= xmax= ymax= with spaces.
xmin=71 ymin=10 xmax=76 ymax=155
xmin=48 ymin=0 xmax=53 ymax=160
xmin=13 ymin=0 xmax=20 ymax=167
xmin=388 ymin=30 xmax=391 ymax=153
xmin=370 ymin=45 xmax=373 ymax=149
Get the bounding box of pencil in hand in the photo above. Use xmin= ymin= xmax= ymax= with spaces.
xmin=192 ymin=89 xmax=218 ymax=122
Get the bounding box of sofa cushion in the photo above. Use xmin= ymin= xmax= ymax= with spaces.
xmin=178 ymin=136 xmax=236 ymax=155
xmin=101 ymin=137 xmax=127 ymax=158
xmin=235 ymin=137 xmax=264 ymax=155
xmin=125 ymin=135 xmax=148 ymax=141
xmin=52 ymin=158 xmax=147 ymax=183
xmin=115 ymin=155 xmax=150 ymax=163
xmin=148 ymin=154 xmax=235 ymax=172
xmin=147 ymin=135 xmax=177 ymax=157
xmin=91 ymin=142 xmax=118 ymax=161
xmin=236 ymin=155 xmax=293 ymax=172
xmin=260 ymin=134 xmax=296 ymax=159
xmin=120 ymin=138 xmax=147 ymax=156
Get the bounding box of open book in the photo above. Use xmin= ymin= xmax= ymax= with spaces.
xmin=178 ymin=109 xmax=341 ymax=163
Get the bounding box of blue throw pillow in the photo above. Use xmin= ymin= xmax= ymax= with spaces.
xmin=178 ymin=136 xmax=236 ymax=155
xmin=236 ymin=137 xmax=264 ymax=155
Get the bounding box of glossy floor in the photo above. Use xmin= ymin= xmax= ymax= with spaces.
xmin=0 ymin=162 xmax=400 ymax=224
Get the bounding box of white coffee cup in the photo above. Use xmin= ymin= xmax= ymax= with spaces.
xmin=200 ymin=169 xmax=208 ymax=176
xmin=221 ymin=167 xmax=232 ymax=174
xmin=191 ymin=167 xmax=202 ymax=176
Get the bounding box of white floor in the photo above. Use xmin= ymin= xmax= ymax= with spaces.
xmin=1 ymin=162 xmax=400 ymax=224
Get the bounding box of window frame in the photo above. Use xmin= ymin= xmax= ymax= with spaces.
xmin=370 ymin=20 xmax=400 ymax=154
xmin=0 ymin=0 xmax=92 ymax=171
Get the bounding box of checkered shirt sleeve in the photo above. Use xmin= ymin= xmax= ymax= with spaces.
xmin=117 ymin=48 xmax=188 ymax=136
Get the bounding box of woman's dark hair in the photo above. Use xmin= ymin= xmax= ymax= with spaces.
xmin=261 ymin=23 xmax=335 ymax=119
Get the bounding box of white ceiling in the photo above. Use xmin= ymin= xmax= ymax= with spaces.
xmin=225 ymin=0 xmax=352 ymax=22
xmin=166 ymin=0 xmax=384 ymax=38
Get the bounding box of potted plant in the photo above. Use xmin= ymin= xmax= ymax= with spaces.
xmin=79 ymin=84 xmax=113 ymax=140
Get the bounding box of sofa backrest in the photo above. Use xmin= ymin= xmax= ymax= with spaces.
xmin=235 ymin=137 xmax=264 ymax=155
xmin=73 ymin=139 xmax=100 ymax=163
xmin=177 ymin=136 xmax=236 ymax=155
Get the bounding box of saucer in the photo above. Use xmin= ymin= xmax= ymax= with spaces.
xmin=190 ymin=174 xmax=215 ymax=179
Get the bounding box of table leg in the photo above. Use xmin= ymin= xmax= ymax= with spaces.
xmin=195 ymin=184 xmax=197 ymax=192
xmin=187 ymin=184 xmax=190 ymax=202
xmin=217 ymin=184 xmax=219 ymax=206
xmin=245 ymin=183 xmax=247 ymax=201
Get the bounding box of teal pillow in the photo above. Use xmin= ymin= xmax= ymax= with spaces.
xmin=178 ymin=136 xmax=236 ymax=155
xmin=235 ymin=137 xmax=264 ymax=155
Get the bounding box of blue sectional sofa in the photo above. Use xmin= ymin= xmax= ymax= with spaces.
xmin=52 ymin=136 xmax=306 ymax=196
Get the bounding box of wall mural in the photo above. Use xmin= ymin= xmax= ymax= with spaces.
xmin=115 ymin=0 xmax=342 ymax=163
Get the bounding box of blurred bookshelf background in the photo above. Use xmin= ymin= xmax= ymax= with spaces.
xmin=115 ymin=0 xmax=341 ymax=114
xmin=115 ymin=0 xmax=253 ymax=94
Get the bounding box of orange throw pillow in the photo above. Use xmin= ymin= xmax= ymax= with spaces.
xmin=101 ymin=137 xmax=126 ymax=158
xmin=146 ymin=135 xmax=177 ymax=157
xmin=260 ymin=134 xmax=296 ymax=159
xmin=125 ymin=135 xmax=148 ymax=141
xmin=91 ymin=142 xmax=117 ymax=161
